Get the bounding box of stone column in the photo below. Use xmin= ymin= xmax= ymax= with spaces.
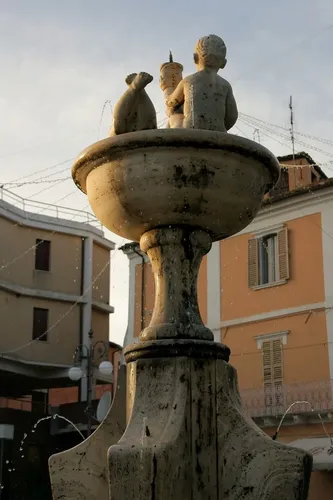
xmin=140 ymin=227 xmax=213 ymax=342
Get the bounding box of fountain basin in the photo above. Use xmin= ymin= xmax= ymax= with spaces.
xmin=72 ymin=129 xmax=280 ymax=242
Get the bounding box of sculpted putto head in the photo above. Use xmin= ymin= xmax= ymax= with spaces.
xmin=194 ymin=35 xmax=227 ymax=71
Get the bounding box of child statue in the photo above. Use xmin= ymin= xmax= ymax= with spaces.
xmin=161 ymin=35 xmax=238 ymax=132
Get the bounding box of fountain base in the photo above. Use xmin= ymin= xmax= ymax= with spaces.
xmin=108 ymin=353 xmax=312 ymax=499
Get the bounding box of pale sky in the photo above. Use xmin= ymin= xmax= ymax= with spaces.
xmin=0 ymin=0 xmax=332 ymax=345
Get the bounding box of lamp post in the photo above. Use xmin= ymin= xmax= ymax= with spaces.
xmin=68 ymin=329 xmax=113 ymax=437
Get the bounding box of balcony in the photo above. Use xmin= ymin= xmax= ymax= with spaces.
xmin=0 ymin=186 xmax=102 ymax=229
xmin=240 ymin=380 xmax=333 ymax=427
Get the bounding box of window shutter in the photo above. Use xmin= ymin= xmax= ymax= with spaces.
xmin=248 ymin=238 xmax=258 ymax=287
xmin=262 ymin=339 xmax=284 ymax=409
xmin=272 ymin=339 xmax=283 ymax=383
xmin=277 ymin=227 xmax=289 ymax=280
xmin=262 ymin=341 xmax=272 ymax=384
xmin=262 ymin=341 xmax=273 ymax=406
xmin=272 ymin=339 xmax=283 ymax=407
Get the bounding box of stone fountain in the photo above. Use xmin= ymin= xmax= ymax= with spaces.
xmin=50 ymin=35 xmax=312 ymax=499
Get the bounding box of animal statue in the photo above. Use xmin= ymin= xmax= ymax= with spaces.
xmin=110 ymin=72 xmax=157 ymax=136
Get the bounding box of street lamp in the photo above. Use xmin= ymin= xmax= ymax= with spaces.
xmin=68 ymin=329 xmax=113 ymax=437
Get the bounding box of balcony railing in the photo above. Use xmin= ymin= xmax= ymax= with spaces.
xmin=0 ymin=186 xmax=102 ymax=229
xmin=240 ymin=380 xmax=333 ymax=418
xmin=0 ymin=397 xmax=33 ymax=412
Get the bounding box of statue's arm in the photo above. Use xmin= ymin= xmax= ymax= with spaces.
xmin=165 ymin=81 xmax=185 ymax=110
xmin=225 ymin=85 xmax=238 ymax=131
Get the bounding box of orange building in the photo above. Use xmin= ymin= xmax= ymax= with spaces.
xmin=122 ymin=152 xmax=333 ymax=497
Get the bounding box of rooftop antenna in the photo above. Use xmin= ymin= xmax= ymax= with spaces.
xmin=289 ymin=95 xmax=297 ymax=186
xmin=289 ymin=95 xmax=296 ymax=163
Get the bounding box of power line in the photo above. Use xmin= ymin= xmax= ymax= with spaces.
xmin=239 ymin=117 xmax=298 ymax=151
xmin=2 ymin=177 xmax=70 ymax=188
xmin=7 ymin=158 xmax=74 ymax=185
xmin=26 ymin=177 xmax=70 ymax=200
xmin=239 ymin=112 xmax=333 ymax=148
xmin=239 ymin=115 xmax=333 ymax=162
xmin=233 ymin=125 xmax=252 ymax=140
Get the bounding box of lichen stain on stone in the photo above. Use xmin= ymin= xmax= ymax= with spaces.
xmin=173 ymin=163 xmax=215 ymax=189
xmin=151 ymin=453 xmax=157 ymax=500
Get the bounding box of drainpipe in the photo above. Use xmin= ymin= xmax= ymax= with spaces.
xmin=133 ymin=246 xmax=145 ymax=331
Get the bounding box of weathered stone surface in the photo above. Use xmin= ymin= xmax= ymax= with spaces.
xmin=160 ymin=58 xmax=184 ymax=128
xmin=48 ymin=366 xmax=126 ymax=500
xmin=216 ymin=360 xmax=312 ymax=499
xmin=108 ymin=354 xmax=312 ymax=499
xmin=161 ymin=35 xmax=238 ymax=132
xmin=109 ymin=72 xmax=157 ymax=136
xmin=72 ymin=129 xmax=280 ymax=243
xmin=139 ymin=227 xmax=213 ymax=341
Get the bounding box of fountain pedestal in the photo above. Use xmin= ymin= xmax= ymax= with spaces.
xmin=110 ymin=346 xmax=311 ymax=499
xmin=52 ymin=114 xmax=312 ymax=497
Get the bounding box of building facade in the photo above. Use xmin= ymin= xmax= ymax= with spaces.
xmin=123 ymin=153 xmax=333 ymax=497
xmin=0 ymin=188 xmax=116 ymax=499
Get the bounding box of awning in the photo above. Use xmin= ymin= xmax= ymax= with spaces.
xmin=288 ymin=438 xmax=333 ymax=471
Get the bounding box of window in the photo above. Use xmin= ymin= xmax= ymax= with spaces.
xmin=258 ymin=234 xmax=277 ymax=285
xmin=32 ymin=308 xmax=49 ymax=341
xmin=248 ymin=226 xmax=289 ymax=288
xmin=262 ymin=339 xmax=284 ymax=412
xmin=35 ymin=239 xmax=51 ymax=271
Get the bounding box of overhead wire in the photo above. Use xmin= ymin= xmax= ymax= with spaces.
xmin=238 ymin=119 xmax=296 ymax=151
xmin=3 ymin=177 xmax=70 ymax=188
xmin=25 ymin=177 xmax=72 ymax=199
xmin=240 ymin=113 xmax=333 ymax=148
xmin=239 ymin=115 xmax=333 ymax=163
xmin=6 ymin=158 xmax=74 ymax=185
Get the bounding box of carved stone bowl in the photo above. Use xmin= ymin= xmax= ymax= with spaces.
xmin=72 ymin=129 xmax=280 ymax=242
